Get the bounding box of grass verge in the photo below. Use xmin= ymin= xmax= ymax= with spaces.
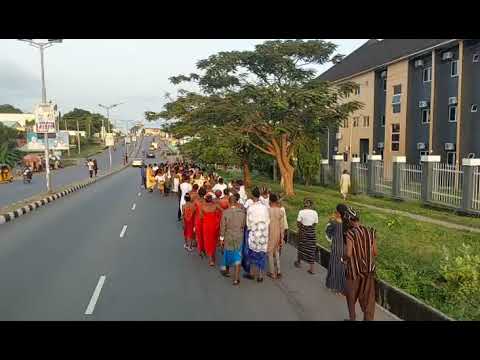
xmin=218 ymin=170 xmax=480 ymax=320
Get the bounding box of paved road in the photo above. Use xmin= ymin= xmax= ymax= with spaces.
xmin=0 ymin=137 xmax=148 ymax=209
xmin=0 ymin=162 xmax=398 ymax=320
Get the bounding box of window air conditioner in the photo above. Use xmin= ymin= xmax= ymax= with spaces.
xmin=442 ymin=52 xmax=454 ymax=60
xmin=336 ymin=132 xmax=342 ymax=140
xmin=417 ymin=142 xmax=426 ymax=150
xmin=380 ymin=71 xmax=387 ymax=78
xmin=448 ymin=97 xmax=458 ymax=105
xmin=414 ymin=59 xmax=424 ymax=68
xmin=377 ymin=142 xmax=384 ymax=149
xmin=419 ymin=101 xmax=428 ymax=108
xmin=445 ymin=143 xmax=455 ymax=151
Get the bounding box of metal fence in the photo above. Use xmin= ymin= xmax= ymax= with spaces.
xmin=432 ymin=163 xmax=464 ymax=208
xmin=473 ymin=167 xmax=480 ymax=211
xmin=352 ymin=162 xmax=368 ymax=194
xmin=373 ymin=161 xmax=392 ymax=195
xmin=399 ymin=163 xmax=422 ymax=200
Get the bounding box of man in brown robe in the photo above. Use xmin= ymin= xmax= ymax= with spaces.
xmin=342 ymin=208 xmax=378 ymax=321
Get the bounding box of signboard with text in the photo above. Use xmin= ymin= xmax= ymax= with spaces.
xmin=34 ymin=103 xmax=58 ymax=133
xmin=26 ymin=131 xmax=69 ymax=151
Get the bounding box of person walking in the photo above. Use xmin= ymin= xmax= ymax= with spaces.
xmin=294 ymin=198 xmax=319 ymax=275
xmin=259 ymin=187 xmax=270 ymax=208
xmin=93 ymin=159 xmax=98 ymax=177
xmin=201 ymin=193 xmax=222 ymax=266
xmin=343 ymin=207 xmax=378 ymax=321
xmin=212 ymin=177 xmax=227 ymax=195
xmin=194 ymin=187 xmax=207 ymax=256
xmin=325 ymin=204 xmax=347 ymax=295
xmin=182 ymin=193 xmax=196 ymax=251
xmin=140 ymin=164 xmax=147 ymax=189
xmin=146 ymin=164 xmax=156 ymax=192
xmin=179 ymin=175 xmax=192 ymax=220
xmin=155 ymin=170 xmax=166 ymax=195
xmin=267 ymin=193 xmax=286 ymax=279
xmin=219 ymin=193 xmax=246 ymax=285
xmin=243 ymin=187 xmax=269 ymax=282
xmin=218 ymin=188 xmax=230 ymax=210
xmin=87 ymin=159 xmax=94 ymax=178
xmin=340 ymin=170 xmax=351 ymax=201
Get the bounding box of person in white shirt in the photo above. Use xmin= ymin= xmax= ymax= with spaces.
xmin=294 ymin=198 xmax=319 ymax=274
xmin=155 ymin=171 xmax=166 ymax=195
xmin=244 ymin=187 xmax=270 ymax=282
xmin=87 ymin=159 xmax=94 ymax=178
xmin=340 ymin=170 xmax=351 ymax=200
xmin=178 ymin=175 xmax=192 ymax=221
xmin=259 ymin=187 xmax=270 ymax=208
xmin=237 ymin=180 xmax=248 ymax=206
xmin=212 ymin=177 xmax=227 ymax=197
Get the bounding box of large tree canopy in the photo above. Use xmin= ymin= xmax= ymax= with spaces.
xmin=62 ymin=108 xmax=112 ymax=137
xmin=149 ymin=40 xmax=362 ymax=195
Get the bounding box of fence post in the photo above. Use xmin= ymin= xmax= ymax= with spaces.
xmin=367 ymin=155 xmax=382 ymax=196
xmin=320 ymin=159 xmax=329 ymax=186
xmin=421 ymin=155 xmax=441 ymax=203
xmin=392 ymin=156 xmax=406 ymax=199
xmin=350 ymin=157 xmax=360 ymax=194
xmin=332 ymin=155 xmax=344 ymax=185
xmin=461 ymin=158 xmax=480 ymax=212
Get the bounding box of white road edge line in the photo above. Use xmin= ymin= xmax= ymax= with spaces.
xmin=85 ymin=275 xmax=106 ymax=315
xmin=131 ymin=203 xmax=136 ymax=211
xmin=120 ymin=225 xmax=128 ymax=238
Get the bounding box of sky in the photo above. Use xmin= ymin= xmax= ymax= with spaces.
xmin=0 ymin=39 xmax=367 ymax=128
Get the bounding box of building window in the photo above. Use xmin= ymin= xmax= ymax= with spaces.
xmin=391 ymin=123 xmax=400 ymax=151
xmin=393 ymin=85 xmax=402 ymax=94
xmin=451 ymin=60 xmax=459 ymax=77
xmin=381 ymin=115 xmax=385 ymax=127
xmin=343 ymin=118 xmax=349 ymax=128
xmin=383 ymin=79 xmax=387 ymax=92
xmin=447 ymin=151 xmax=456 ymax=165
xmin=421 ymin=109 xmax=430 ymax=124
xmin=472 ymin=104 xmax=478 ymax=112
xmin=449 ymin=105 xmax=457 ymax=122
xmin=423 ymin=67 xmax=432 ymax=82
xmin=363 ymin=116 xmax=370 ymax=127
xmin=473 ymin=54 xmax=479 ymax=63
xmin=392 ymin=85 xmax=401 ymax=113
xmin=353 ymin=117 xmax=359 ymax=127
xmin=354 ymin=85 xmax=360 ymax=95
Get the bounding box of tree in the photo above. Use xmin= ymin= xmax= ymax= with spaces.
xmin=296 ymin=137 xmax=322 ymax=186
xmin=0 ymin=104 xmax=23 ymax=113
xmin=0 ymin=123 xmax=22 ymax=167
xmin=152 ymin=40 xmax=361 ymax=196
xmin=62 ymin=108 xmax=111 ymax=136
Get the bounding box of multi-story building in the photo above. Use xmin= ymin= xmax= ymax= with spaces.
xmin=318 ymin=39 xmax=480 ymax=165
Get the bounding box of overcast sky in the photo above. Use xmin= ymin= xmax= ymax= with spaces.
xmin=0 ymin=39 xmax=367 ymax=128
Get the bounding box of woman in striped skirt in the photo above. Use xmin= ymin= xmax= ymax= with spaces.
xmin=325 ymin=204 xmax=347 ymax=295
xmin=294 ymin=198 xmax=319 ymax=274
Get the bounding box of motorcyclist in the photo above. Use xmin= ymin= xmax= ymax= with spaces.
xmin=23 ymin=165 xmax=33 ymax=182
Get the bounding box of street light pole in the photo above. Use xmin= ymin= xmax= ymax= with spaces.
xmin=99 ymin=103 xmax=124 ymax=170
xmin=19 ymin=39 xmax=62 ymax=193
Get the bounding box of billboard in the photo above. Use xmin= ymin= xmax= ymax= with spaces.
xmin=105 ymin=133 xmax=114 ymax=147
xmin=34 ymin=103 xmax=58 ymax=133
xmin=26 ymin=131 xmax=70 ymax=151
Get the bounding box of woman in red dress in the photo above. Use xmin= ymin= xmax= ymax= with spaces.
xmin=194 ymin=187 xmax=207 ymax=257
xmin=182 ymin=193 xmax=196 ymax=251
xmin=201 ymin=193 xmax=222 ymax=266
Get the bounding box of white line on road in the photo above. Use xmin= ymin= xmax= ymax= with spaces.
xmin=85 ymin=275 xmax=106 ymax=315
xmin=120 ymin=225 xmax=128 ymax=238
xmin=131 ymin=203 xmax=136 ymax=210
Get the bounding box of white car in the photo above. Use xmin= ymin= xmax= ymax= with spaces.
xmin=132 ymin=159 xmax=144 ymax=167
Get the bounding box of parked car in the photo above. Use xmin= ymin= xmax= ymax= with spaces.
xmin=132 ymin=159 xmax=144 ymax=167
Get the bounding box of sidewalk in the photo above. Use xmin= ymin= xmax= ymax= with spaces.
xmin=350 ymin=201 xmax=480 ymax=234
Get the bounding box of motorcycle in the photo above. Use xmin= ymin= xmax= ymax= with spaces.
xmin=23 ymin=169 xmax=32 ymax=184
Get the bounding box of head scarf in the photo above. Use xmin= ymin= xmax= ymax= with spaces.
xmin=303 ymin=198 xmax=313 ymax=209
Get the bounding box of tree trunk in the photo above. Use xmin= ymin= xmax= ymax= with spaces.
xmin=242 ymin=159 xmax=252 ymax=188
xmin=276 ymin=153 xmax=295 ymax=197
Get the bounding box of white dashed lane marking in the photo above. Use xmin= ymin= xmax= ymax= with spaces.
xmin=85 ymin=275 xmax=106 ymax=315
xmin=131 ymin=203 xmax=136 ymax=211
xmin=119 ymin=225 xmax=128 ymax=238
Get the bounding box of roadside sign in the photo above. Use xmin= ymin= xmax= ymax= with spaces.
xmin=105 ymin=133 xmax=114 ymax=147
xmin=35 ymin=103 xmax=57 ymax=133
xmin=125 ymin=136 xmax=131 ymax=144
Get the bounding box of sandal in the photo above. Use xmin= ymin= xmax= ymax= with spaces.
xmin=233 ymin=280 xmax=240 ymax=286
xmin=220 ymin=270 xmax=230 ymax=277
xmin=307 ymin=270 xmax=315 ymax=275
xmin=257 ymin=277 xmax=264 ymax=283
xmin=277 ymin=273 xmax=282 ymax=279
xmin=209 ymin=262 xmax=215 ymax=267
xmin=266 ymin=272 xmax=276 ymax=280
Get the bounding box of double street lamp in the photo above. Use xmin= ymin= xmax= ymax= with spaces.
xmin=18 ymin=39 xmax=63 ymax=193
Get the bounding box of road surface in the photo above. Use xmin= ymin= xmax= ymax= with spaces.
xmin=0 ymin=157 xmax=397 ymax=321
xmin=0 ymin=137 xmax=147 ymax=209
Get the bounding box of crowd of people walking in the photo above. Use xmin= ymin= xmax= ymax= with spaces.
xmin=141 ymin=160 xmax=378 ymax=321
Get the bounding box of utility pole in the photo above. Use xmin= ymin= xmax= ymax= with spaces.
xmin=64 ymin=116 xmax=70 ymax=157
xmin=18 ymin=39 xmax=63 ymax=193
xmin=76 ymin=119 xmax=81 ymax=155
xmin=99 ymin=103 xmax=124 ymax=169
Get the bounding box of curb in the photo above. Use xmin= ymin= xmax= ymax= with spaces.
xmin=0 ymin=138 xmax=144 ymax=227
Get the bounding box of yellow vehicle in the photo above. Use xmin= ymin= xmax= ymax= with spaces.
xmin=0 ymin=164 xmax=14 ymax=183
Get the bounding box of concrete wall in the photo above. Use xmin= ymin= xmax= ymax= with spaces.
xmin=432 ymin=45 xmax=459 ymax=162
xmin=459 ymin=40 xmax=480 ymax=158
xmin=384 ymin=59 xmax=409 ymax=166
xmin=406 ymin=54 xmax=432 ymax=164
xmin=337 ymin=71 xmax=375 ymax=163
xmin=373 ymin=70 xmax=386 ymax=156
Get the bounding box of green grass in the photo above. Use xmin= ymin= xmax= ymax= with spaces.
xmin=219 ymin=170 xmax=480 ymax=320
xmin=63 ymin=143 xmax=107 ymax=160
